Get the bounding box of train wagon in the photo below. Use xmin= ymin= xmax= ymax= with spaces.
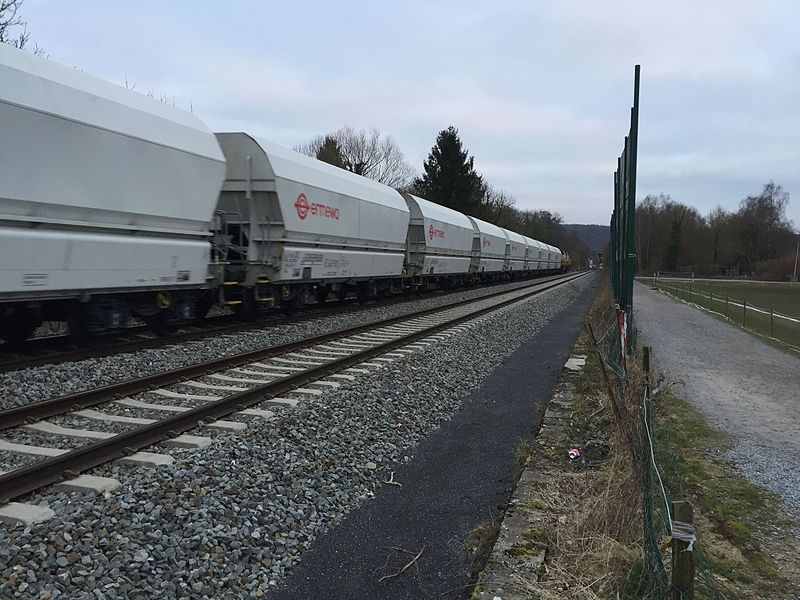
xmin=544 ymin=243 xmax=563 ymax=273
xmin=212 ymin=133 xmax=410 ymax=310
xmin=522 ymin=236 xmax=544 ymax=272
xmin=0 ymin=44 xmax=226 ymax=340
xmin=0 ymin=45 xmax=572 ymax=341
xmin=467 ymin=216 xmax=509 ymax=277
xmin=504 ymin=228 xmax=528 ymax=274
xmin=402 ymin=194 xmax=475 ymax=288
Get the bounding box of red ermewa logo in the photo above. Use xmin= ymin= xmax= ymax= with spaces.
xmin=295 ymin=193 xmax=310 ymax=220
xmin=294 ymin=194 xmax=339 ymax=221
xmin=294 ymin=193 xmax=340 ymax=221
xmin=428 ymin=224 xmax=445 ymax=240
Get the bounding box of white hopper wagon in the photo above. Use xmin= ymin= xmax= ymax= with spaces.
xmin=402 ymin=194 xmax=475 ymax=285
xmin=528 ymin=238 xmax=547 ymax=271
xmin=544 ymin=243 xmax=562 ymax=272
xmin=0 ymin=45 xmax=226 ymax=341
xmin=467 ymin=216 xmax=509 ymax=276
xmin=522 ymin=236 xmax=543 ymax=271
xmin=213 ymin=133 xmax=410 ymax=309
xmin=555 ymin=246 xmax=565 ymax=270
xmin=504 ymin=228 xmax=527 ymax=274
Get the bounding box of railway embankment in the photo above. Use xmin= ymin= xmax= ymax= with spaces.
xmin=475 ymin=281 xmax=800 ymax=599
xmin=0 ymin=274 xmax=596 ymax=599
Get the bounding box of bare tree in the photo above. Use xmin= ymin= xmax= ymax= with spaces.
xmin=0 ymin=0 xmax=44 ymax=55
xmin=738 ymin=181 xmax=792 ymax=269
xmin=474 ymin=184 xmax=516 ymax=225
xmin=297 ymin=126 xmax=416 ymax=188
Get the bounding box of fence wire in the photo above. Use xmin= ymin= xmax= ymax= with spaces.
xmin=592 ymin=307 xmax=734 ymax=600
xmin=649 ymin=279 xmax=800 ymax=352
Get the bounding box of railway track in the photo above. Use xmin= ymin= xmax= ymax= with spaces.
xmin=0 ymin=275 xmax=568 ymax=374
xmin=0 ymin=272 xmax=586 ymax=507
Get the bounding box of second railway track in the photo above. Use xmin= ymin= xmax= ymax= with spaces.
xmin=0 ymin=272 xmax=586 ymax=506
xmin=0 ymin=275 xmax=569 ymax=375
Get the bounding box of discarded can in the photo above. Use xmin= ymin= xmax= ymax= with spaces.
xmin=567 ymin=448 xmax=581 ymax=460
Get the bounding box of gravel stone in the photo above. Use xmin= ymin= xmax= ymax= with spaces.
xmin=0 ymin=275 xmax=594 ymax=598
xmin=0 ymin=278 xmax=561 ymax=411
xmin=636 ymin=282 xmax=800 ymax=520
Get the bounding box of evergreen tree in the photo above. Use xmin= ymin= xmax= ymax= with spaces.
xmin=314 ymin=135 xmax=346 ymax=170
xmin=413 ymin=126 xmax=483 ymax=214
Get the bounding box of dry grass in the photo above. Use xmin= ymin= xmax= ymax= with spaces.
xmin=521 ymin=276 xmax=800 ymax=599
xmin=521 ymin=278 xmax=658 ymax=599
xmin=522 ymin=429 xmax=649 ymax=599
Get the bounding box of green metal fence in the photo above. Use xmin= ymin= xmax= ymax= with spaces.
xmin=592 ymin=308 xmax=734 ymax=599
xmin=611 ymin=65 xmax=641 ymax=353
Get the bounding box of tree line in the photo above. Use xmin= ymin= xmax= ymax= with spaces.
xmin=298 ymin=125 xmax=593 ymax=266
xmin=637 ymin=183 xmax=798 ymax=280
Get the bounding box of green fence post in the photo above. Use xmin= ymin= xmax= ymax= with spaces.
xmin=623 ymin=64 xmax=640 ymax=353
xmin=770 ymin=309 xmax=774 ymax=338
xmin=743 ymin=300 xmax=747 ymax=328
xmin=725 ymin=295 xmax=729 ymax=318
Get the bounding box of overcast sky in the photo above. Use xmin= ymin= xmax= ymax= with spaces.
xmin=19 ymin=0 xmax=800 ymax=226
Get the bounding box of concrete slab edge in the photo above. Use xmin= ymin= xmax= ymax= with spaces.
xmin=476 ymin=356 xmax=585 ymax=599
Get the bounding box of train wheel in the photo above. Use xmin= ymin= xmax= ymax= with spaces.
xmin=280 ymin=297 xmax=300 ymax=315
xmin=144 ymin=312 xmax=176 ymax=336
xmin=66 ymin=305 xmax=86 ymax=339
xmin=315 ymin=285 xmax=329 ymax=304
xmin=194 ymin=293 xmax=214 ymax=323
xmin=356 ymin=283 xmax=369 ymax=305
xmin=0 ymin=319 xmax=39 ymax=346
xmin=235 ymin=290 xmax=257 ymax=321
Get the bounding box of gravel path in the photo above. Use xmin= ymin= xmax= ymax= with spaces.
xmin=0 ymin=278 xmax=557 ymax=411
xmin=635 ymin=282 xmax=800 ymax=515
xmin=0 ymin=274 xmax=595 ymax=599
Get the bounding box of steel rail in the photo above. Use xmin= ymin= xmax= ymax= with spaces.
xmin=0 ymin=274 xmax=569 ymax=374
xmin=0 ymin=271 xmax=587 ymax=503
xmin=0 ymin=293 xmax=452 ymax=373
xmin=0 ymin=273 xmax=581 ymax=431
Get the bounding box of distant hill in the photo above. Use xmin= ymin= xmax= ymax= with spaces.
xmin=562 ymin=224 xmax=609 ymax=254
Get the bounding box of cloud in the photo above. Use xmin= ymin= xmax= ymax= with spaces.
xmin=19 ymin=0 xmax=800 ymax=226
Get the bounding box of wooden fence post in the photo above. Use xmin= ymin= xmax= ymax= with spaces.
xmin=643 ymin=346 xmax=655 ymax=456
xmin=671 ymin=500 xmax=695 ymax=599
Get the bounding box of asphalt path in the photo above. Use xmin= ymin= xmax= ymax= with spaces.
xmin=271 ymin=276 xmax=599 ymax=600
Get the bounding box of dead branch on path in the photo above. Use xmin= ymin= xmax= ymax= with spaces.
xmin=383 ymin=471 xmax=402 ymax=486
xmin=378 ymin=545 xmax=426 ymax=582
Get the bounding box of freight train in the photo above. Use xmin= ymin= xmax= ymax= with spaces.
xmin=0 ymin=45 xmax=564 ymax=343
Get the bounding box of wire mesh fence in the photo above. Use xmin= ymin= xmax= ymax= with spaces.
xmin=648 ymin=278 xmax=800 ymax=351
xmin=590 ymin=306 xmax=734 ymax=600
